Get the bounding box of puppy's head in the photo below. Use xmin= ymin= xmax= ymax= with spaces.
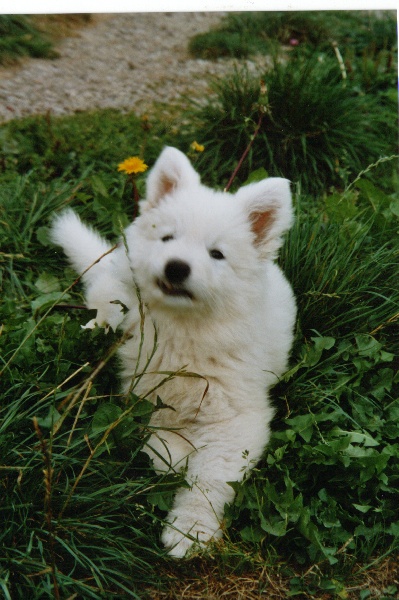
xmin=126 ymin=147 xmax=293 ymax=316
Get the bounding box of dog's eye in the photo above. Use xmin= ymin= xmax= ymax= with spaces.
xmin=161 ymin=234 xmax=174 ymax=242
xmin=209 ymin=249 xmax=225 ymax=260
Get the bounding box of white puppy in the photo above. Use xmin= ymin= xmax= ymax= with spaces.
xmin=51 ymin=147 xmax=296 ymax=557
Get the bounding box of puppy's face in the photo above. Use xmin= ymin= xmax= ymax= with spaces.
xmin=126 ymin=188 xmax=258 ymax=316
xmin=123 ymin=146 xmax=292 ymax=317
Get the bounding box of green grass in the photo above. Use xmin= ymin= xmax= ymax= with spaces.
xmin=1 ymin=111 xmax=398 ymax=597
xmin=189 ymin=10 xmax=397 ymax=60
xmin=0 ymin=15 xmax=57 ymax=65
xmin=1 ymin=10 xmax=398 ymax=599
xmin=1 ymin=109 xmax=167 ymax=181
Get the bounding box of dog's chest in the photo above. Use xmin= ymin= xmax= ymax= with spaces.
xmin=121 ymin=318 xmax=253 ymax=424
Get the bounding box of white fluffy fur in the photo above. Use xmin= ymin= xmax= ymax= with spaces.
xmin=51 ymin=146 xmax=296 ymax=557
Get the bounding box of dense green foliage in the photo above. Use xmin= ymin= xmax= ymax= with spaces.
xmin=0 ymin=9 xmax=398 ymax=599
xmin=1 ymin=110 xmax=166 ymax=181
xmin=226 ymin=182 xmax=399 ymax=566
xmin=181 ymin=58 xmax=395 ymax=194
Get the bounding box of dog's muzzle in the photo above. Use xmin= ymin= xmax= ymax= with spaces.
xmin=157 ymin=259 xmax=194 ymax=299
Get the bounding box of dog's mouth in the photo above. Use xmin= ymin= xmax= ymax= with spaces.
xmin=157 ymin=279 xmax=194 ymax=300
xmin=156 ymin=279 xmax=194 ymax=300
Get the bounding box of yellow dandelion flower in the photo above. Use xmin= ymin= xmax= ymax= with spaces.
xmin=117 ymin=156 xmax=148 ymax=175
xmin=190 ymin=141 xmax=205 ymax=152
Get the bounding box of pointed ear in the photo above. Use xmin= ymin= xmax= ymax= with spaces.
xmin=143 ymin=147 xmax=201 ymax=209
xmin=235 ymin=177 xmax=293 ymax=258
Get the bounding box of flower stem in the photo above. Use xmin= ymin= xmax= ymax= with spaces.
xmin=224 ymin=111 xmax=264 ymax=192
xmin=131 ymin=175 xmax=140 ymax=219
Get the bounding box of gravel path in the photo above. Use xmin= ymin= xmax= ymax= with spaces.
xmin=0 ymin=12 xmax=270 ymax=123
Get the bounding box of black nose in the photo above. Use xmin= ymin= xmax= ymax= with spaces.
xmin=164 ymin=260 xmax=191 ymax=285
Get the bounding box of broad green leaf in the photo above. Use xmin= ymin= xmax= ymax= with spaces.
xmin=92 ymin=403 xmax=123 ymax=435
xmin=331 ymin=428 xmax=380 ymax=447
xmin=35 ymin=407 xmax=62 ymax=429
xmin=35 ymin=272 xmax=61 ymax=294
xmin=353 ymin=504 xmax=372 ymax=513
xmin=91 ymin=174 xmax=109 ymax=198
xmin=286 ymin=414 xmax=314 ymax=442
xmin=239 ymin=525 xmax=264 ymax=542
xmin=243 ymin=167 xmax=269 ymax=185
xmin=259 ymin=513 xmax=287 ymax=536
xmin=389 ymin=199 xmax=399 ymax=217
xmin=31 ymin=291 xmax=69 ymax=314
xmin=355 ymin=334 xmax=382 ymax=357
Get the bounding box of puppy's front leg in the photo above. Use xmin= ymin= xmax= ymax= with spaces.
xmin=161 ymin=415 xmax=269 ymax=557
xmin=161 ymin=458 xmax=234 ymax=557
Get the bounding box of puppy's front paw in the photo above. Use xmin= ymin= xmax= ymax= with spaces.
xmin=162 ymin=514 xmax=222 ymax=558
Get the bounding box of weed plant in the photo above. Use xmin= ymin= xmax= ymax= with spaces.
xmin=0 ymin=15 xmax=56 ymax=65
